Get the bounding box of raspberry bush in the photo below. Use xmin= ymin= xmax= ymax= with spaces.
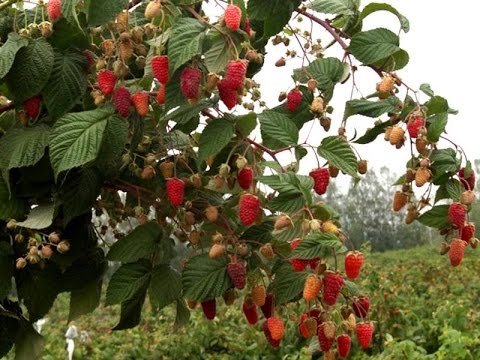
xmin=0 ymin=0 xmax=477 ymax=358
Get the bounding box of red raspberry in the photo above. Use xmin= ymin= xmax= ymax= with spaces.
xmin=356 ymin=322 xmax=374 ymax=349
xmin=242 ymin=298 xmax=258 ymax=325
xmin=298 ymin=313 xmax=309 ymax=338
xmin=227 ymin=262 xmax=246 ymax=289
xmin=201 ymin=299 xmax=216 ymax=320
xmin=317 ymin=323 xmax=334 ymax=352
xmin=309 ymin=167 xmax=330 ymax=195
xmin=82 ymin=50 xmax=95 ymax=71
xmin=23 ymin=96 xmax=41 ymax=119
xmin=352 ymin=296 xmax=371 ymax=318
xmin=151 ymin=55 xmax=169 ymax=84
xmin=263 ymin=320 xmax=280 ymax=348
xmin=337 ymin=334 xmax=352 ymax=358
xmin=225 ymin=60 xmax=247 ymax=90
xmin=47 ymin=0 xmax=62 ymax=22
xmin=113 ymin=87 xmax=131 ymax=117
xmin=131 ymin=91 xmax=149 ymax=117
xmin=459 ymin=167 xmax=475 ymax=190
xmin=449 ymin=238 xmax=467 ymax=267
xmin=218 ymin=79 xmax=238 ymax=110
xmin=224 ymin=4 xmax=242 ymax=31
xmin=461 ymin=223 xmax=475 ymax=243
xmin=166 ymin=178 xmax=185 ymax=206
xmin=345 ymin=251 xmax=364 ymax=280
xmin=267 ymin=317 xmax=284 ymax=341
xmin=290 ymin=239 xmax=308 ymax=271
xmin=260 ymin=293 xmax=274 ymax=318
xmin=237 ymin=166 xmax=253 ymax=190
xmin=448 ymin=202 xmax=467 ymax=228
xmin=286 ymin=88 xmax=302 ymax=112
xmin=156 ymin=84 xmax=165 ymax=105
xmin=97 ymin=70 xmax=116 ymax=96
xmin=243 ymin=18 xmax=252 ymax=36
xmin=323 ymin=272 xmax=345 ymax=305
xmin=309 ymin=257 xmax=320 ymax=270
xmin=238 ymin=193 xmax=260 ymax=226
xmin=180 ymin=67 xmax=202 ymax=100
xmin=406 ymin=115 xmax=425 ymax=138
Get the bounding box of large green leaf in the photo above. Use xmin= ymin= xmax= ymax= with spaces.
xmin=197 ymin=118 xmax=235 ymax=163
xmin=311 ymin=0 xmax=356 ymax=15
xmin=430 ymin=148 xmax=460 ymax=173
xmin=87 ymin=0 xmax=128 ymax=26
xmin=354 ymin=120 xmax=390 ymax=144
xmin=318 ymin=136 xmax=358 ymax=178
xmin=61 ymin=0 xmax=82 ymax=29
xmin=427 ymin=112 xmax=448 ymax=143
xmin=105 ymin=261 xmax=152 ymax=305
xmin=204 ymin=30 xmax=233 ymax=74
xmin=349 ymin=28 xmax=401 ymax=65
xmin=107 ymin=222 xmax=163 ymax=263
xmin=344 ymin=96 xmax=401 ymax=120
xmin=149 ymin=264 xmax=182 ymax=310
xmin=182 ymin=254 xmax=231 ymax=302
xmin=248 ymin=0 xmax=296 ymax=36
xmin=0 ymin=242 xmax=13 ymax=299
xmin=168 ymin=18 xmax=206 ymax=75
xmin=359 ymin=3 xmax=409 ymax=32
xmin=112 ymin=286 xmax=147 ymax=331
xmin=302 ymin=57 xmax=345 ymax=91
xmin=41 ymin=51 xmax=87 ymax=118
xmin=16 ymin=203 xmax=55 ymax=230
xmin=49 ymin=107 xmax=119 ymax=180
xmin=271 ymin=263 xmax=308 ymax=305
xmin=6 ymin=38 xmax=54 ymax=102
xmin=259 ymin=111 xmax=299 ymax=147
xmin=292 ymin=232 xmax=347 ymax=259
xmin=417 ymin=205 xmax=450 ymax=230
xmin=269 ymin=193 xmax=306 ymax=213
xmin=373 ymin=48 xmax=409 ymax=71
xmin=174 ymin=299 xmax=191 ymax=330
xmin=14 ymin=322 xmax=45 ymax=360
xmin=0 ymin=176 xmax=28 ymax=221
xmin=164 ymin=97 xmax=218 ymax=125
xmin=0 ymin=33 xmax=29 ymax=79
xmin=68 ymin=280 xmax=102 ymax=322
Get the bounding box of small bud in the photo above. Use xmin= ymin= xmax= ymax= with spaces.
xmin=213 ymin=175 xmax=225 ymax=189
xmin=235 ymin=155 xmax=248 ymax=170
xmin=209 ymin=243 xmax=225 ymax=258
xmin=470 ymin=237 xmax=479 ymax=249
xmin=310 ymin=97 xmax=324 ymax=114
xmin=141 ymin=165 xmax=155 ymax=180
xmin=16 ymin=257 xmax=27 ymax=270
xmin=309 ymin=219 xmax=322 ymax=231
xmin=461 ymin=190 xmax=476 ymax=206
xmin=357 ymin=160 xmax=368 ymax=175
xmin=185 ymin=211 xmax=196 ymax=226
xmin=307 ymin=79 xmax=318 ymax=92
xmin=57 ymin=240 xmax=71 ymax=254
xmin=260 ymin=243 xmax=274 ymax=260
xmin=15 ymin=234 xmax=24 ymax=243
xmin=159 ymin=160 xmax=174 ymax=178
xmin=328 ymin=165 xmax=339 ymax=178
xmin=236 ymin=243 xmax=249 ymax=256
xmin=320 ymin=117 xmax=331 ymax=131
xmin=6 ymin=219 xmax=16 ymax=230
xmin=275 ymin=57 xmax=286 ymax=67
xmin=41 ymin=245 xmax=53 ymax=258
xmin=218 ymin=163 xmax=230 ymax=177
xmin=212 ymin=232 xmax=224 ymax=244
xmin=278 ymin=91 xmax=287 ymax=102
xmin=205 ymin=205 xmax=219 ymax=222
xmin=274 ymin=214 xmax=293 ymax=230
xmin=189 ymin=230 xmax=201 ymax=245
xmin=439 ymin=242 xmax=450 ymax=255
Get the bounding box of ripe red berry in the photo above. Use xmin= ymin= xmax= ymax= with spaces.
xmin=224 ymin=4 xmax=242 ymax=31
xmin=309 ymin=167 xmax=330 ymax=195
xmin=345 ymin=251 xmax=364 ymax=280
xmin=298 ymin=313 xmax=310 ymax=338
xmin=47 ymin=0 xmax=62 ymax=22
xmin=23 ymin=96 xmax=41 ymax=119
xmin=458 ymin=167 xmax=475 ymax=190
xmin=356 ymin=322 xmax=374 ymax=349
xmin=201 ymin=299 xmax=216 ymax=320
xmin=317 ymin=323 xmax=334 ymax=352
xmin=97 ymin=70 xmax=116 ymax=96
xmin=260 ymin=293 xmax=274 ymax=318
xmin=323 ymin=272 xmax=345 ymax=305
xmin=290 ymin=239 xmax=308 ymax=271
xmin=286 ymin=88 xmax=302 ymax=112
xmin=218 ymin=79 xmax=238 ymax=110
xmin=449 ymin=238 xmax=467 ymax=267
xmin=151 ymin=55 xmax=169 ymax=84
xmin=461 ymin=223 xmax=476 ymax=243
xmin=156 ymin=84 xmax=165 ymax=105
xmin=131 ymin=91 xmax=149 ymax=117
xmin=242 ymin=298 xmax=258 ymax=325
xmin=227 ymin=262 xmax=246 ymax=289
xmin=267 ymin=317 xmax=284 ymax=341
xmin=448 ymin=202 xmax=467 ymax=228
xmin=225 ymin=60 xmax=247 ymax=90
xmin=263 ymin=320 xmax=280 ymax=348
xmin=238 ymin=193 xmax=260 ymax=226
xmin=337 ymin=334 xmax=352 ymax=358
xmin=406 ymin=115 xmax=425 ymax=138
xmin=166 ymin=178 xmax=185 ymax=206
xmin=180 ymin=67 xmax=202 ymax=100
xmin=352 ymin=296 xmax=371 ymax=318
xmin=237 ymin=166 xmax=253 ymax=190
xmin=113 ymin=87 xmax=131 ymax=117
xmin=243 ymin=18 xmax=252 ymax=36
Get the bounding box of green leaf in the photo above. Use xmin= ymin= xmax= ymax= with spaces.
xmin=87 ymin=0 xmax=128 ymax=26
xmin=248 ymin=0 xmax=296 ymax=36
xmin=6 ymin=38 xmax=54 ymax=102
xmin=349 ymin=28 xmax=401 ymax=65
xmin=0 ymin=33 xmax=29 ymax=79
xmin=96 ymin=114 xmax=129 ymax=168
xmin=240 ymin=220 xmax=274 ymax=244
xmin=182 ymin=254 xmax=231 ymax=302
xmin=235 ymin=112 xmax=257 ymax=136
xmin=359 ymin=3 xmax=409 ymax=32
xmin=304 ymin=57 xmax=345 ymax=91
xmin=16 ymin=203 xmax=54 ymax=230
xmin=61 ymin=0 xmax=82 ymax=30
xmin=41 ymin=51 xmax=87 ymax=118
xmin=427 ymin=113 xmax=448 ymax=143
xmin=112 ymin=285 xmax=147 ymax=331
xmin=168 ymin=18 xmax=206 ymax=75
xmin=197 ymin=118 xmax=235 ymax=163
xmin=0 ymin=242 xmax=13 ymax=299
xmin=318 ymin=136 xmax=358 ymax=178
xmin=164 ymin=97 xmax=218 ymax=125
xmin=204 ymin=30 xmax=233 ymax=74
xmin=425 ymin=95 xmax=457 ymax=116
xmin=14 ymin=322 xmax=44 ymax=360
xmin=311 ymin=0 xmax=355 ymax=15
xmin=430 ymin=148 xmax=460 ymax=173
xmin=106 ymin=261 xmax=151 ymax=305
xmin=344 ymin=96 xmax=401 ymax=119
xmin=354 ymin=120 xmax=390 ymax=144
xmin=0 ymin=176 xmax=28 ymax=221
xmin=292 ymin=232 xmax=347 ymax=259
xmin=259 ymin=111 xmax=298 ymax=147
xmin=49 ymin=107 xmax=119 ymax=180
xmin=68 ymin=280 xmax=102 ymax=322
xmin=61 ymin=248 xmax=106 ymax=292
xmin=173 ymin=299 xmax=190 ymax=330
xmin=149 ymin=264 xmax=182 ymax=310
xmin=271 ymin=263 xmax=308 ymax=305
xmin=417 ymin=205 xmax=450 ymax=229
xmin=445 ymin=179 xmax=463 ymax=202
xmin=107 ymin=222 xmax=163 ymax=263
xmin=419 ymin=83 xmax=435 ymax=97
xmin=269 ymin=193 xmax=306 ymax=213
xmin=373 ymin=48 xmax=409 ymax=71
